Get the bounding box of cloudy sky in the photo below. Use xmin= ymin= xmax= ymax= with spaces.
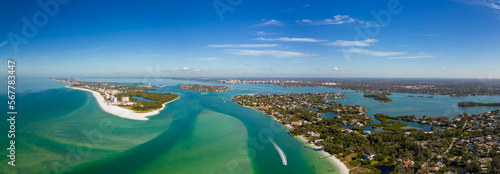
xmin=0 ymin=0 xmax=499 ymax=78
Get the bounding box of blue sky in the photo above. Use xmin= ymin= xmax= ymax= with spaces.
xmin=0 ymin=0 xmax=499 ymax=78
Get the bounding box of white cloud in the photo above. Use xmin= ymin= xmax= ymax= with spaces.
xmin=322 ymin=15 xmax=357 ymax=25
xmin=342 ymin=48 xmax=405 ymax=57
xmin=256 ymin=31 xmax=266 ymax=35
xmin=76 ymin=46 xmax=110 ymax=53
xmin=180 ymin=67 xmax=190 ymax=71
xmin=252 ymin=31 xmax=279 ymax=35
xmin=255 ymin=37 xmax=326 ymax=42
xmin=296 ymin=19 xmax=312 ymax=24
xmin=192 ymin=68 xmax=217 ymax=72
xmin=296 ymin=15 xmax=386 ymax=27
xmin=254 ymin=31 xmax=267 ymax=35
xmin=285 ymin=4 xmax=311 ymax=11
xmin=301 ymin=19 xmax=312 ymax=23
xmin=388 ymin=56 xmax=436 ymax=59
xmin=332 ymin=67 xmax=339 ymax=71
xmin=441 ymin=67 xmax=445 ymax=71
xmin=0 ymin=40 xmax=7 ymax=47
xmin=260 ymin=19 xmax=284 ymax=25
xmin=491 ymin=2 xmax=500 ymax=9
xmin=454 ymin=0 xmax=500 ymax=10
xmin=207 ymin=44 xmax=278 ymax=48
xmin=196 ymin=57 xmax=219 ymax=61
xmin=227 ymin=49 xmax=311 ymax=58
xmin=326 ymin=38 xmax=378 ymax=47
xmin=302 ymin=53 xmax=317 ymax=58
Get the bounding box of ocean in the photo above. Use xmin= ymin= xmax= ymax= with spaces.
xmin=1 ymin=77 xmax=499 ymax=174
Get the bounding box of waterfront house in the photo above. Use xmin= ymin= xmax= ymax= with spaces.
xmin=362 ymin=153 xmax=376 ymax=161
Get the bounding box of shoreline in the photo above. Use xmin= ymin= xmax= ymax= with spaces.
xmin=296 ymin=136 xmax=350 ymax=174
xmin=66 ymin=85 xmax=179 ymax=121
xmin=234 ymin=100 xmax=349 ymax=174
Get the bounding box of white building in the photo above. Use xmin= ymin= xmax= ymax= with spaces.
xmin=122 ymin=96 xmax=129 ymax=102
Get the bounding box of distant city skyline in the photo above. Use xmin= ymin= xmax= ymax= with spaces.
xmin=0 ymin=0 xmax=499 ymax=78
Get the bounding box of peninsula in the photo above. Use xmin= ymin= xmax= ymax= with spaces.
xmin=176 ymin=77 xmax=500 ymax=97
xmin=178 ymin=84 xmax=229 ymax=92
xmin=233 ymin=92 xmax=500 ymax=174
xmin=54 ymin=79 xmax=179 ymax=120
xmin=233 ymin=92 xmax=366 ymax=174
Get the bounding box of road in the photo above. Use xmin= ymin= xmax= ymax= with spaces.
xmin=417 ymin=118 xmax=467 ymax=173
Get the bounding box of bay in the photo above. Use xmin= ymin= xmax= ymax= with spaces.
xmin=1 ymin=77 xmax=499 ymax=174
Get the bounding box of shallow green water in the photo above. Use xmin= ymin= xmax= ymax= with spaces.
xmin=1 ymin=77 xmax=499 ymax=174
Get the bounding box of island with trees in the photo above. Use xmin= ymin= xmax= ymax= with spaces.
xmin=178 ymin=84 xmax=230 ymax=92
xmin=363 ymin=92 xmax=393 ymax=103
xmin=178 ymin=77 xmax=500 ymax=97
xmin=55 ymin=78 xmax=179 ymax=112
xmin=458 ymin=101 xmax=500 ymax=107
xmin=233 ymin=91 xmax=500 ymax=174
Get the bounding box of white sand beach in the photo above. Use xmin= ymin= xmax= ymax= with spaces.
xmin=297 ymin=136 xmax=350 ymax=174
xmin=67 ymin=86 xmax=179 ymax=121
xmin=237 ymin=101 xmax=350 ymax=174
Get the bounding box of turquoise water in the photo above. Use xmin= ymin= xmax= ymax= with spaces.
xmin=132 ymin=96 xmax=153 ymax=101
xmin=1 ymin=77 xmax=499 ymax=174
xmin=329 ymin=91 xmax=500 ymax=131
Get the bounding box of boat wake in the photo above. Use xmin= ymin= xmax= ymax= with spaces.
xmin=268 ymin=137 xmax=287 ymax=166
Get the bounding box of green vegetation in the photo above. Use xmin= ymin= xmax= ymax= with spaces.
xmin=276 ymin=78 xmax=500 ymax=97
xmin=372 ymin=114 xmax=415 ymax=132
xmin=178 ymin=84 xmax=230 ymax=92
xmin=458 ymin=101 xmax=500 ymax=107
xmin=127 ymin=87 xmax=157 ymax=91
xmin=116 ymin=91 xmax=179 ymax=111
xmin=57 ymin=78 xmax=179 ymax=112
xmin=178 ymin=77 xmax=500 ymax=97
xmin=233 ymin=90 xmax=500 ymax=173
xmin=363 ymin=93 xmax=393 ymax=102
xmin=388 ymin=115 xmax=453 ymax=127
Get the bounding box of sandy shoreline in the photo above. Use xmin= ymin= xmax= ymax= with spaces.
xmin=297 ymin=136 xmax=350 ymax=174
xmin=67 ymin=86 xmax=179 ymax=121
xmin=235 ymin=101 xmax=349 ymax=174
